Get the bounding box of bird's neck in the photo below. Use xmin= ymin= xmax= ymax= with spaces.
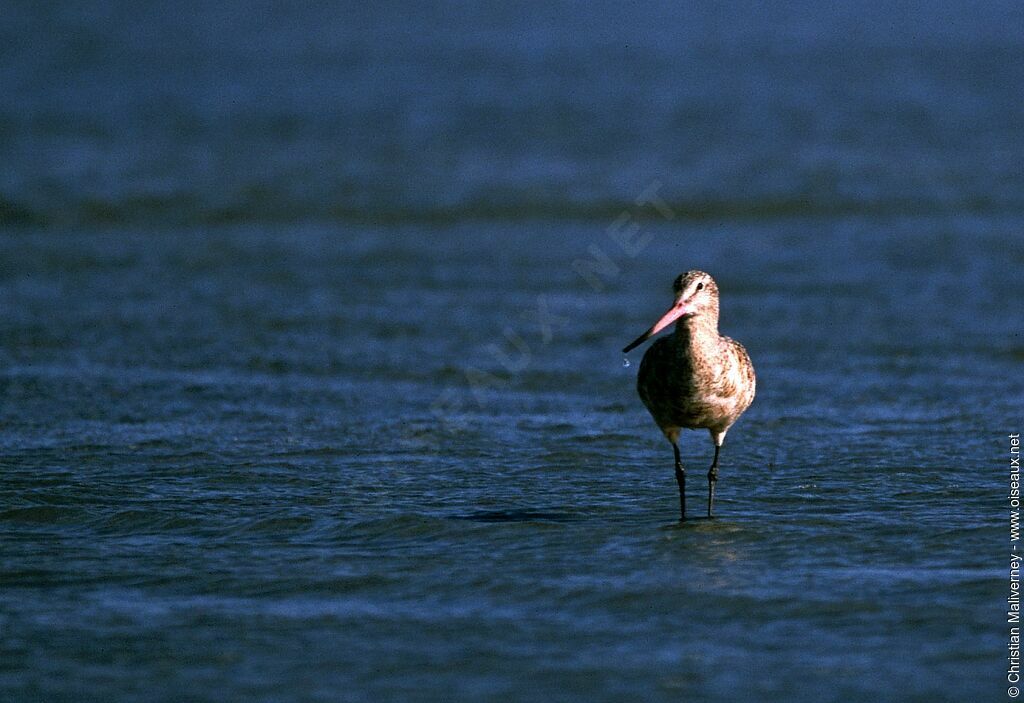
xmin=672 ymin=316 xmax=720 ymax=357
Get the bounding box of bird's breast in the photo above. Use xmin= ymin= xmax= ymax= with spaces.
xmin=636 ymin=334 xmax=753 ymax=431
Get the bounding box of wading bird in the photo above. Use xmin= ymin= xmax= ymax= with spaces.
xmin=623 ymin=271 xmax=755 ymax=521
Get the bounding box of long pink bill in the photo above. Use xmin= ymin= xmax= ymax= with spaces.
xmin=622 ymin=301 xmax=690 ymax=354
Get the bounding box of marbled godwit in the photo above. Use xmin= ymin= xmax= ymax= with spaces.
xmin=623 ymin=271 xmax=755 ymax=521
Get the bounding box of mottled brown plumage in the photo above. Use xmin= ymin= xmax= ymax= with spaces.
xmin=623 ymin=271 xmax=755 ymax=520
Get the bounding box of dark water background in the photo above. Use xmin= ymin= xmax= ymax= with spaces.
xmin=2 ymin=2 xmax=1023 ymax=701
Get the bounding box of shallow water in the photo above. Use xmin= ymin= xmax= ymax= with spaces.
xmin=1 ymin=221 xmax=1018 ymax=702
xmin=2 ymin=3 xmax=1023 ymax=702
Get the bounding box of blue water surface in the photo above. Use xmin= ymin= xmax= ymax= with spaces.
xmin=1 ymin=2 xmax=1022 ymax=702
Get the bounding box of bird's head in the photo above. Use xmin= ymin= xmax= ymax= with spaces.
xmin=622 ymin=270 xmax=719 ymax=353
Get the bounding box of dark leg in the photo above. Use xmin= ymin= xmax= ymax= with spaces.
xmin=673 ymin=442 xmax=686 ymax=521
xmin=707 ymin=444 xmax=721 ymax=518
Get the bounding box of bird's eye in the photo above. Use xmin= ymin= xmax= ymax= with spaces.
xmin=696 ymin=282 xmax=704 ymax=291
